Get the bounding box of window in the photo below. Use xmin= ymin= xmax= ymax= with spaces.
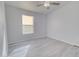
xmin=22 ymin=15 xmax=34 ymax=34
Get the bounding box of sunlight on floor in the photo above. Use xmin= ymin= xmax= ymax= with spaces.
xmin=9 ymin=45 xmax=31 ymax=57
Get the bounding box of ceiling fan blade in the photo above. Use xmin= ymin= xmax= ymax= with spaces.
xmin=37 ymin=4 xmax=44 ymax=7
xmin=50 ymin=2 xmax=60 ymax=5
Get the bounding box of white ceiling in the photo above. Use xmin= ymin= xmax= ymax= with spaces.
xmin=5 ymin=1 xmax=69 ymax=14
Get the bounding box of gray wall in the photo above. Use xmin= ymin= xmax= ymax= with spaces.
xmin=47 ymin=2 xmax=79 ymax=46
xmin=5 ymin=5 xmax=46 ymax=44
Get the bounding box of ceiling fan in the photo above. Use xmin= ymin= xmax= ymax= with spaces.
xmin=37 ymin=1 xmax=60 ymax=9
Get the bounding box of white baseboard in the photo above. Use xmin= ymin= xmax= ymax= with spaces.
xmin=47 ymin=36 xmax=79 ymax=48
xmin=8 ymin=36 xmax=47 ymax=46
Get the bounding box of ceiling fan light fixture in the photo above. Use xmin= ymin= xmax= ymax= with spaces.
xmin=43 ymin=1 xmax=50 ymax=7
xmin=37 ymin=1 xmax=60 ymax=9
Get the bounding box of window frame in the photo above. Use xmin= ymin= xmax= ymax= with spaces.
xmin=22 ymin=14 xmax=34 ymax=35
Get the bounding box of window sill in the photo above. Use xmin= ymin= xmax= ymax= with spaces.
xmin=23 ymin=32 xmax=34 ymax=35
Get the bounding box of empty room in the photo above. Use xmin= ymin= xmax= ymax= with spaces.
xmin=0 ymin=1 xmax=79 ymax=57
